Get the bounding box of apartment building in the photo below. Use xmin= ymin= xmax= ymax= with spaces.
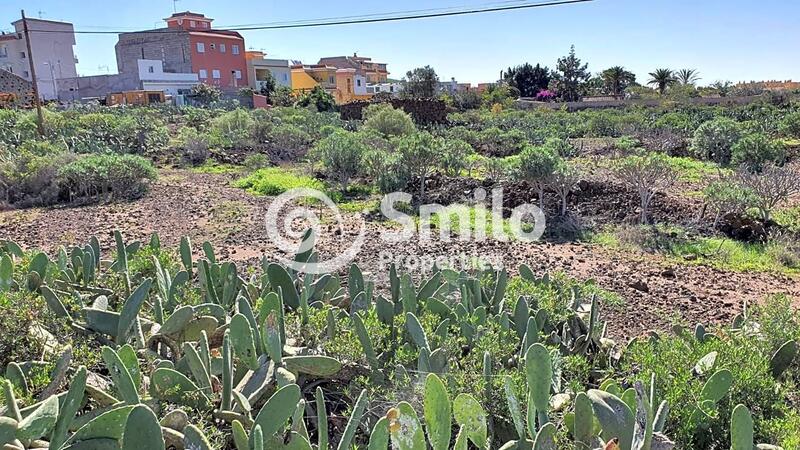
xmin=245 ymin=51 xmax=291 ymax=92
xmin=0 ymin=18 xmax=78 ymax=100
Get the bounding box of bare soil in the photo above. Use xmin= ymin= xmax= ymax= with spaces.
xmin=1 ymin=169 xmax=797 ymax=340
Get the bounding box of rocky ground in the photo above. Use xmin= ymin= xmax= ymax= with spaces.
xmin=1 ymin=169 xmax=798 ymax=339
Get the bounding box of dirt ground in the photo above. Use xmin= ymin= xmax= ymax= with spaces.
xmin=1 ymin=169 xmax=798 ymax=339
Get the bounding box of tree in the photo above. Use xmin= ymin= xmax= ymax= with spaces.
xmin=614 ymin=153 xmax=678 ymax=224
xmin=401 ymin=66 xmax=439 ymax=99
xmin=395 ymin=131 xmax=441 ymax=201
xmin=503 ymin=63 xmax=551 ymax=98
xmin=271 ymin=86 xmax=295 ymax=107
xmin=362 ymin=104 xmax=416 ymax=138
xmin=735 ymin=165 xmax=800 ymax=221
xmin=548 ymin=162 xmax=581 ymax=215
xmin=647 ymin=69 xmax=676 ymax=95
xmin=710 ymin=81 xmax=733 ymax=97
xmin=257 ymin=70 xmax=277 ymax=99
xmin=550 ymin=45 xmax=590 ymax=102
xmin=296 ymin=86 xmax=336 ymax=112
xmin=601 ymin=66 xmax=636 ymax=98
xmin=190 ymin=83 xmax=222 ymax=105
xmin=310 ymin=129 xmax=367 ymax=191
xmin=676 ymin=68 xmax=701 ymax=86
xmin=516 ymin=144 xmax=561 ymax=210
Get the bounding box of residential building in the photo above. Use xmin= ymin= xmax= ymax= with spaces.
xmin=0 ymin=18 xmax=78 ymax=100
xmin=115 ymin=11 xmax=248 ymax=95
xmin=245 ymin=51 xmax=291 ymax=92
xmin=291 ymin=63 xmax=372 ymax=104
xmin=57 ymin=59 xmax=199 ymax=101
xmin=365 ymin=82 xmax=402 ymax=96
xmin=317 ymin=53 xmax=389 ymax=83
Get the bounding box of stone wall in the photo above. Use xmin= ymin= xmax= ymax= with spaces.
xmin=340 ymin=98 xmax=448 ymax=124
xmin=0 ymin=69 xmax=34 ymax=106
xmin=115 ymin=30 xmax=192 ymax=75
xmin=515 ymin=94 xmax=784 ymax=112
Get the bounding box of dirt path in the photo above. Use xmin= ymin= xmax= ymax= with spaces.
xmin=1 ymin=169 xmax=797 ymax=338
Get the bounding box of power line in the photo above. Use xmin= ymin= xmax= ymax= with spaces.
xmin=22 ymin=0 xmax=593 ymax=35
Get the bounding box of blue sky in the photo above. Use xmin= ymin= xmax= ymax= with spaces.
xmin=1 ymin=0 xmax=797 ymax=85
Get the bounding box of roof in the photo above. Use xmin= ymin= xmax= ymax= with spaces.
xmin=188 ymin=30 xmax=244 ymax=39
xmin=11 ymin=17 xmax=74 ymax=27
xmin=165 ymin=11 xmax=212 ymax=20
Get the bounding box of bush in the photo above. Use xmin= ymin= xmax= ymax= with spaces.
xmin=310 ymin=129 xmax=368 ymax=190
xmin=210 ymin=109 xmax=254 ymax=149
xmin=703 ymin=179 xmax=756 ymax=226
xmin=395 ymin=131 xmax=441 ymax=200
xmin=233 ymin=167 xmax=323 ymax=196
xmin=515 ymin=144 xmax=561 ymax=209
xmin=614 ymin=152 xmax=678 ymax=224
xmin=362 ymin=104 xmax=416 ymax=138
xmin=691 ymin=118 xmax=742 ymax=164
xmin=778 ymin=112 xmax=800 ymax=138
xmin=268 ymin=123 xmax=312 ymax=153
xmin=542 ymin=137 xmax=579 ymax=157
xmin=730 ymin=133 xmax=786 ymax=171
xmin=476 ymin=127 xmax=528 ymax=157
xmin=363 ymin=148 xmax=408 ymax=193
xmin=177 ymin=126 xmax=210 ymax=166
xmin=439 ymin=138 xmax=474 ymax=177
xmin=0 ymin=152 xmax=74 ymax=207
xmin=243 ymin=153 xmax=270 ymax=171
xmin=58 ymin=154 xmax=157 ymax=202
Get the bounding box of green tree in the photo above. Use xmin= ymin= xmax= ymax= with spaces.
xmin=601 ymin=66 xmax=637 ymax=98
xmin=676 ymin=68 xmax=701 ymax=85
xmin=311 ymin=129 xmax=367 ymax=190
xmin=296 ymin=86 xmax=336 ymax=112
xmin=516 ymin=144 xmax=561 ymax=210
xmin=395 ymin=131 xmax=441 ymax=201
xmin=401 ymin=65 xmax=440 ymax=98
xmin=271 ymin=86 xmax=295 ymax=107
xmin=190 ymin=83 xmax=222 ymax=105
xmin=362 ymin=104 xmax=416 ymax=138
xmin=647 ymin=68 xmax=676 ymax=95
xmin=257 ymin=70 xmax=277 ymax=98
xmin=550 ymin=45 xmax=590 ymax=102
xmin=503 ymin=63 xmax=551 ymax=97
xmin=710 ymin=80 xmax=733 ymax=97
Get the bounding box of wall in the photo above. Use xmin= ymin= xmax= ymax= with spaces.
xmin=515 ymin=94 xmax=785 ymax=112
xmin=116 ymin=30 xmax=192 ymax=76
xmin=340 ymin=98 xmax=448 ymax=124
xmin=0 ymin=68 xmax=34 ymax=105
xmin=57 ymin=73 xmax=136 ymax=101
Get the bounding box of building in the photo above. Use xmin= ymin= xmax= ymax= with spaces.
xmin=57 ymin=59 xmax=199 ymax=101
xmin=115 ymin=11 xmax=248 ymax=95
xmin=365 ymin=82 xmax=402 ymax=96
xmin=0 ymin=68 xmax=34 ymax=105
xmin=291 ymin=63 xmax=372 ymax=104
xmin=317 ymin=53 xmax=389 ymax=84
xmin=0 ymin=18 xmax=78 ymax=100
xmin=245 ymin=51 xmax=291 ymax=92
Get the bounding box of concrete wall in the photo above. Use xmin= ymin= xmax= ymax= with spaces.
xmin=116 ymin=29 xmax=192 ymax=76
xmin=57 ymin=73 xmax=137 ymax=101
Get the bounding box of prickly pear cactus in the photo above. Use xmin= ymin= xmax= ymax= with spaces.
xmin=388 ymin=402 xmax=426 ymax=450
xmin=525 ymin=343 xmax=553 ymax=421
xmin=424 ymin=373 xmax=452 ymax=450
xmin=453 ymin=393 xmax=488 ymax=449
xmin=730 ymin=404 xmax=753 ymax=450
xmin=587 ymin=389 xmax=634 ymax=450
xmin=122 ymin=405 xmax=165 ymax=450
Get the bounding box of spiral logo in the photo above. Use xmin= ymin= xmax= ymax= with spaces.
xmin=264 ymin=187 xmax=366 ymax=274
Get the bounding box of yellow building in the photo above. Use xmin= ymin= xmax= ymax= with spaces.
xmin=291 ymin=64 xmax=372 ymax=104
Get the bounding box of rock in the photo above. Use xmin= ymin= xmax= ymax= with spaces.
xmin=629 ymin=279 xmax=649 ymax=292
xmin=660 ymin=268 xmax=676 ymax=278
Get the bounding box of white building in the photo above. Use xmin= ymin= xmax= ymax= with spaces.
xmin=246 ymin=51 xmax=291 ymax=93
xmin=137 ymin=59 xmax=199 ymax=96
xmin=366 ymin=82 xmax=402 ymax=96
xmin=0 ymin=18 xmax=78 ymax=100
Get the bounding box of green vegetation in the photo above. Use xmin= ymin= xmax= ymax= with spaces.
xmin=233 ymin=166 xmax=324 ymax=195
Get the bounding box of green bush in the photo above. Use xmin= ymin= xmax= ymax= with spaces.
xmin=730 ymin=133 xmax=786 ymax=171
xmin=310 ymin=129 xmax=368 ymax=190
xmin=268 ymin=123 xmax=312 ymax=153
xmin=210 ymin=109 xmax=254 ymax=149
xmin=243 ymin=153 xmax=271 ymax=171
xmin=691 ymin=117 xmax=743 ymax=164
xmin=395 ymin=131 xmax=441 ymax=200
xmin=439 ymin=138 xmax=474 ymax=176
xmin=233 ymin=167 xmax=323 ymax=196
xmin=515 ymin=144 xmax=561 ymax=208
xmin=176 ymin=126 xmax=210 ymax=166
xmin=362 ymin=104 xmax=416 ymax=138
xmin=0 ymin=152 xmax=74 ymax=206
xmin=476 ymin=126 xmax=528 ymax=157
xmin=778 ymin=111 xmax=800 ymax=138
xmin=58 ymin=154 xmax=157 ymax=202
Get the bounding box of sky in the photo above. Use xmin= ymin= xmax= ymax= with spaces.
xmin=0 ymin=0 xmax=797 ymax=85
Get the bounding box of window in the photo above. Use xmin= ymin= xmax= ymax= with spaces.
xmin=234 ymin=70 xmax=242 ymax=80
xmin=212 ymin=69 xmax=221 ymax=79
xmin=283 ymin=73 xmax=288 ymax=82
xmin=20 ymin=51 xmax=26 ymax=59
xmin=190 ymin=20 xmax=196 ymax=27
xmin=23 ymin=70 xmax=29 ymax=78
xmin=232 ymin=45 xmax=239 ymax=55
xmin=219 ymin=43 xmax=226 ymax=53
xmin=199 ymin=69 xmax=208 ymax=79
xmin=0 ymin=46 xmax=6 ymax=58
xmin=210 ymin=43 xmax=216 ymax=50
xmin=148 ymin=65 xmax=155 ymax=73
xmin=196 ymin=42 xmax=205 ymax=53
xmin=328 ymin=75 xmax=334 ymax=84
xmin=356 ymin=79 xmax=361 ymax=87
xmin=202 ymin=22 xmax=209 ymax=28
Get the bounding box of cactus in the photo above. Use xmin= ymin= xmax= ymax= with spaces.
xmin=315 ymin=387 xmax=329 ymax=450
xmin=424 ymin=373 xmax=452 ymax=450
xmin=49 ymin=366 xmax=87 ymax=450
xmin=453 ymin=393 xmax=487 ymax=449
xmin=231 ymin=313 xmax=259 ymax=370
xmin=504 ymin=376 xmax=525 ymax=441
xmin=252 ymin=383 xmax=300 ymax=442
xmin=769 ymin=340 xmax=798 ymax=379
xmin=730 ymin=404 xmax=753 ymax=450
xmin=150 ymin=368 xmax=211 ymax=410
xmin=694 ymin=369 xmax=733 ymax=426
xmin=267 ymin=263 xmax=299 ymax=309
xmin=222 ymin=329 xmax=233 ymax=411
xmin=0 ymin=417 xmax=16 ymax=447
xmin=263 ymin=310 xmax=283 ymax=365
xmin=336 ymin=389 xmax=368 ymax=450
xmin=67 ymin=405 xmax=136 ymax=444
xmin=117 ymin=279 xmax=152 ymax=345
xmin=388 ymin=402 xmax=426 ymax=450
xmin=406 ymin=312 xmax=431 ymax=351
xmin=183 ymin=424 xmax=213 ymax=450
xmin=101 ymin=346 xmax=139 ymax=404
xmin=587 ymin=389 xmax=634 ymax=450
xmin=16 ymin=394 xmax=59 ymax=444
xmin=353 ymin=312 xmax=381 ymax=374
xmin=232 ymin=419 xmax=249 ymax=450
xmin=368 ymin=416 xmax=390 ymax=450
xmin=5 ymin=362 xmax=28 ymax=396
xmin=183 ymin=342 xmax=212 ymax=395
xmin=532 ymin=422 xmax=556 ymax=450
xmin=572 ymin=392 xmax=593 ymax=449
xmin=525 ymin=343 xmax=552 ymax=429
xmin=180 ymin=236 xmax=193 ymax=273
xmin=0 ymin=254 xmax=14 ymax=293
xmin=122 ymin=404 xmax=165 ymax=450
xmin=283 ymin=356 xmax=342 ymax=377
xmin=693 ymin=351 xmax=718 ymax=376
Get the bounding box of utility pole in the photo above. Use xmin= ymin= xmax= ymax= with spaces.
xmin=21 ymin=10 xmax=44 ymax=136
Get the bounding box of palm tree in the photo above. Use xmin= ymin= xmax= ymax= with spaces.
xmin=648 ymin=68 xmax=676 ymax=95
xmin=601 ymin=66 xmax=636 ymax=98
xmin=676 ymin=68 xmax=701 ymax=85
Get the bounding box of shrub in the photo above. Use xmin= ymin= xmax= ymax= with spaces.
xmin=177 ymin=126 xmax=210 ymax=166
xmin=243 ymin=153 xmax=270 ymax=171
xmin=58 ymin=154 xmax=157 ymax=202
xmin=542 ymin=136 xmax=579 ymax=157
xmin=0 ymin=152 xmax=74 ymax=206
xmin=778 ymin=111 xmax=800 ymax=138
xmin=190 ymin=83 xmax=222 ymax=105
xmin=730 ymin=133 xmax=786 ymax=171
xmin=395 ymin=131 xmax=441 ymax=201
xmin=210 ymin=109 xmax=254 ymax=149
xmin=476 ymin=127 xmax=528 ymax=157
xmin=439 ymin=138 xmax=474 ymax=177
xmin=548 ymin=162 xmax=581 ymax=215
xmin=363 ymin=148 xmax=408 ymax=193
xmin=271 ymin=86 xmax=295 ymax=107
xmin=310 ymin=129 xmax=368 ymax=190
xmin=691 ymin=117 xmax=742 ymax=164
xmin=515 ymin=144 xmax=561 ymax=209
xmin=735 ymin=165 xmax=800 ymax=221
xmin=362 ymin=104 xmax=416 ymax=138
xmin=268 ymin=123 xmax=312 ymax=153
xmin=703 ymin=179 xmax=756 ymax=226
xmin=233 ymin=167 xmax=323 ymax=196
xmin=614 ymin=152 xmax=678 ymax=224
